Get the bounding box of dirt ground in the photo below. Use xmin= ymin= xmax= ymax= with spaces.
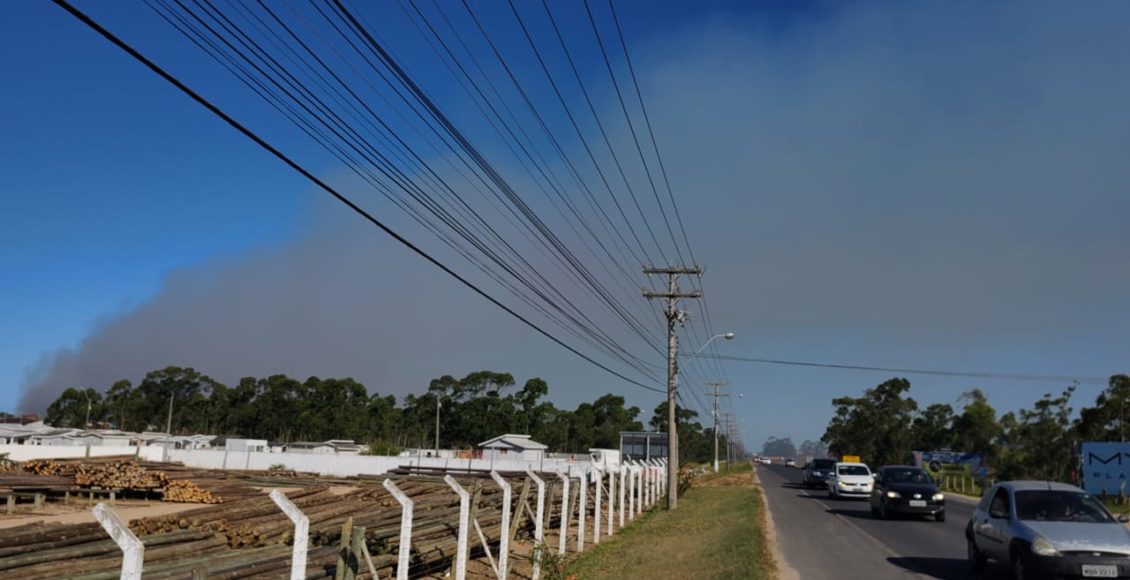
xmin=0 ymin=498 xmax=205 ymax=529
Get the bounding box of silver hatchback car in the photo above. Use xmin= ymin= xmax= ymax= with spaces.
xmin=967 ymin=481 xmax=1130 ymax=579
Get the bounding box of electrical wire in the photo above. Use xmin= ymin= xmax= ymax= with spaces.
xmin=689 ymin=353 xmax=1108 ymax=385
xmin=51 ymin=0 xmax=666 ymax=394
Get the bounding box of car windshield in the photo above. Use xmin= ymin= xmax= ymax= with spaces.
xmin=838 ymin=465 xmax=869 ymax=476
xmin=885 ymin=468 xmax=931 ymax=484
xmin=1014 ymin=490 xmax=1114 ymax=523
xmin=813 ymin=460 xmax=835 ymax=469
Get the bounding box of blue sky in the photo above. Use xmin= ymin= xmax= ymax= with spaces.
xmin=3 ymin=1 xmax=1128 ymax=449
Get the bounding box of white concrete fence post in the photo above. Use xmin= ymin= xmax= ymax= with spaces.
xmin=577 ymin=468 xmax=587 ymax=552
xmin=556 ymin=472 xmax=571 ymax=555
xmin=93 ymin=503 xmax=144 ymax=580
xmin=649 ymin=460 xmax=658 ymax=506
xmin=592 ymin=466 xmax=602 ymax=545
xmin=383 ymin=479 xmax=414 ymax=580
xmin=443 ymin=475 xmax=470 ymax=580
xmin=269 ymin=489 xmax=308 ymax=580
xmin=490 ymin=471 xmax=512 ymax=580
xmin=607 ymin=467 xmax=615 ymax=535
xmin=526 ymin=469 xmax=546 ymax=580
xmin=635 ymin=464 xmax=644 ymax=516
xmin=627 ymin=462 xmax=637 ymax=520
xmin=618 ymin=465 xmax=626 ymax=526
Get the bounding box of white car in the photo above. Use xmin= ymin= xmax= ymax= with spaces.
xmin=826 ymin=462 xmax=873 ymax=499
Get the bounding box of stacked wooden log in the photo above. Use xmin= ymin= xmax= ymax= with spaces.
xmin=21 ymin=459 xmax=65 ymax=476
xmin=74 ymin=461 xmax=167 ymax=489
xmin=0 ymin=468 xmax=565 ymax=579
xmin=162 ymin=480 xmax=220 ymax=504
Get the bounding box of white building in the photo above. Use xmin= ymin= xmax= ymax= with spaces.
xmin=75 ymin=430 xmax=132 ymax=447
xmin=286 ymin=440 xmax=363 ymax=455
xmin=28 ymin=429 xmax=83 ymax=446
xmin=478 ymin=434 xmax=547 ymax=462
xmin=223 ymin=438 xmax=268 ymax=453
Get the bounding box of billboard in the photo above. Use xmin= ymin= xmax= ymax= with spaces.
xmin=913 ymin=450 xmax=988 ymax=478
xmin=1081 ymin=442 xmax=1130 ymax=495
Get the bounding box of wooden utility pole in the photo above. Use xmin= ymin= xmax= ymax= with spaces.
xmin=165 ymin=393 xmax=174 ymax=435
xmin=434 ymin=397 xmax=441 ymax=455
xmin=707 ymin=381 xmax=729 ymax=473
xmin=644 ymin=265 xmax=702 ymax=510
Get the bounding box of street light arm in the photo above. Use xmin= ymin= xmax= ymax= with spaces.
xmin=694 ymin=332 xmax=735 ymax=355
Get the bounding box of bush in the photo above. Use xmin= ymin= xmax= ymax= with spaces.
xmin=363 ymin=440 xmax=400 ymax=456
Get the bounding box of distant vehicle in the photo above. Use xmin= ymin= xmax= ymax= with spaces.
xmin=760 ymin=457 xmax=772 ymax=465
xmin=785 ymin=459 xmax=797 ymax=467
xmin=967 ymin=481 xmax=1130 ymax=579
xmin=869 ymin=466 xmax=945 ymax=522
xmin=804 ymin=458 xmax=837 ymax=489
xmin=826 ymin=462 xmax=873 ymax=500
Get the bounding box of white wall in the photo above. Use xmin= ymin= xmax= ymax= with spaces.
xmin=0 ymin=444 xmax=165 ymax=462
xmin=164 ymin=449 xmax=588 ymax=477
xmin=0 ymin=444 xmax=590 ymax=477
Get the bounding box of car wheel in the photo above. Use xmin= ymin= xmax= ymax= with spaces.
xmin=967 ymin=537 xmax=987 ymax=572
xmin=1011 ymin=547 xmax=1031 ymax=580
xmin=935 ymin=511 xmax=946 ymax=523
xmin=878 ymin=500 xmax=888 ymax=520
xmin=827 ymin=488 xmax=834 ymax=500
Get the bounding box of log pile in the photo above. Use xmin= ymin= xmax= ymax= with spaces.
xmin=0 ymin=465 xmax=568 ymax=578
xmin=74 ymin=461 xmax=167 ymax=490
xmin=21 ymin=459 xmax=66 ymax=476
xmin=162 ymin=480 xmax=220 ymax=504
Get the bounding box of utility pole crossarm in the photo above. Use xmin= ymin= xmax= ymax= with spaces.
xmin=642 ymin=265 xmax=703 ymax=275
xmin=643 ymin=291 xmax=702 ymax=299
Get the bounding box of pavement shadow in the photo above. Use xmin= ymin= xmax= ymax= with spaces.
xmin=888 ymin=557 xmax=1012 ymax=579
xmin=887 ymin=557 xmax=971 ymax=579
xmin=779 ymin=482 xmax=809 ymax=490
xmin=826 ymin=507 xmax=877 ymax=520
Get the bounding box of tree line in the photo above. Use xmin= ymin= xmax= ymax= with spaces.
xmin=818 ymin=374 xmax=1130 ymax=482
xmin=42 ymin=366 xmax=727 ymax=460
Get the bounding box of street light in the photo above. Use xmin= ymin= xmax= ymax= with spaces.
xmin=695 ymin=332 xmax=734 ymax=355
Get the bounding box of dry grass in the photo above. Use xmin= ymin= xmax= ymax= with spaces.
xmin=566 ymin=463 xmax=775 ymax=580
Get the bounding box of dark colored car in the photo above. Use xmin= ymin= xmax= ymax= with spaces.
xmin=804 ymin=458 xmax=837 ymax=488
xmin=870 ymin=466 xmax=945 ymax=521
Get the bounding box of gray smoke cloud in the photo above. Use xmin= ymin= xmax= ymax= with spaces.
xmin=20 ymin=1 xmax=1130 ymax=442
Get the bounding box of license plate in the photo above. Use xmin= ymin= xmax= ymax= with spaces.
xmin=909 ymin=500 xmax=926 ymax=507
xmin=1082 ymin=565 xmax=1118 ymax=578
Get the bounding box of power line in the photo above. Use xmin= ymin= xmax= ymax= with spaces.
xmin=148 ymin=0 xmax=665 ymax=378
xmin=52 ymin=0 xmax=665 ymax=394
xmin=688 ymin=353 xmax=1109 ymax=385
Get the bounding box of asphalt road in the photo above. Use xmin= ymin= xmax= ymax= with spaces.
xmin=759 ymin=463 xmax=1015 ymax=579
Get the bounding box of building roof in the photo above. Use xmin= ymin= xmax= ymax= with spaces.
xmin=478 ymin=434 xmax=548 ymax=451
xmin=288 ymin=442 xmax=332 ymax=449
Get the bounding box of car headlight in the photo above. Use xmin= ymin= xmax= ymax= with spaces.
xmin=932 ymin=493 xmax=944 ymax=502
xmin=886 ymin=491 xmax=901 ymax=499
xmin=838 ymin=481 xmax=848 ymax=487
xmin=1032 ymin=535 xmax=1061 ymax=557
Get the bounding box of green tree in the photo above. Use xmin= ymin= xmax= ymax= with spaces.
xmin=762 ymin=436 xmax=798 ymax=458
xmin=1076 ymin=375 xmax=1130 ymax=442
xmin=996 ymin=385 xmax=1076 ymax=480
xmin=911 ymin=403 xmax=955 ymax=451
xmin=45 ymin=387 xmax=103 ymax=428
xmin=822 ymin=378 xmax=918 ymax=467
xmin=952 ymin=389 xmax=1002 ymax=459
